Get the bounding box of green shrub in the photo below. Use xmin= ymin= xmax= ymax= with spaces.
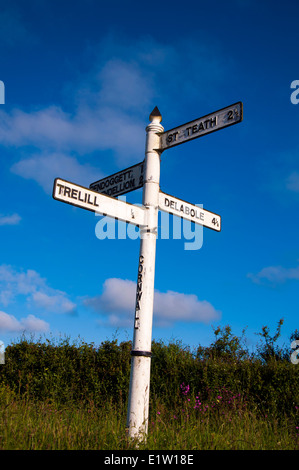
xmin=0 ymin=322 xmax=298 ymax=420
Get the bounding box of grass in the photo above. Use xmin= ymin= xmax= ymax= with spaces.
xmin=0 ymin=387 xmax=128 ymax=450
xmin=0 ymin=382 xmax=298 ymax=450
xmin=148 ymin=388 xmax=298 ymax=450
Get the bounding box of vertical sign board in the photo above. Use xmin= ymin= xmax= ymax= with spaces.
xmin=89 ymin=161 xmax=144 ymax=197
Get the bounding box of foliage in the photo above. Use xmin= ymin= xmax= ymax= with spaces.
xmin=0 ymin=321 xmax=298 ymax=449
xmin=196 ymin=324 xmax=249 ymax=362
xmin=0 ymin=334 xmax=131 ymax=406
xmin=0 ymin=321 xmax=298 ymax=416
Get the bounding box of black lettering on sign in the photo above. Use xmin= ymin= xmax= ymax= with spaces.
xmin=64 ymin=186 xmax=71 ymax=197
xmin=210 ymin=116 xmax=217 ymax=127
xmin=166 ymin=131 xmax=179 ymax=144
xmin=71 ymin=188 xmax=78 ymax=199
xmin=134 ymin=255 xmax=144 ymax=328
xmin=227 ymin=110 xmax=234 ymax=120
xmin=57 ymin=183 xmax=64 ymax=195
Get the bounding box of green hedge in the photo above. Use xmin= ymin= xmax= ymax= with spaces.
xmin=0 ymin=323 xmax=298 ymax=418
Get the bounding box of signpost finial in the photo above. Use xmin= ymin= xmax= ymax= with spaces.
xmin=149 ymin=106 xmax=162 ymax=123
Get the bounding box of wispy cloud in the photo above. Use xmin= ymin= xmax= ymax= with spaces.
xmin=0 ymin=34 xmax=233 ymax=193
xmin=11 ymin=152 xmax=102 ymax=194
xmin=0 ymin=264 xmax=76 ymax=314
xmin=286 ymin=171 xmax=299 ymax=192
xmin=97 ymin=58 xmax=154 ymax=112
xmin=248 ymin=262 xmax=299 ymax=285
xmin=0 ymin=311 xmax=49 ymax=334
xmin=0 ymin=105 xmax=144 ymax=158
xmin=0 ymin=213 xmax=21 ymax=226
xmin=84 ymin=277 xmax=221 ymax=328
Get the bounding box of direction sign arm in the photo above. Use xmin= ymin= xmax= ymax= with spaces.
xmin=158 ymin=190 xmax=221 ymax=232
xmin=159 ymin=102 xmax=243 ymax=150
xmin=53 ymin=178 xmax=146 ymax=227
xmin=89 ymin=161 xmax=145 ymax=197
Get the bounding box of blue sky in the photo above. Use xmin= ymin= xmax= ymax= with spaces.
xmin=0 ymin=0 xmax=298 ymax=354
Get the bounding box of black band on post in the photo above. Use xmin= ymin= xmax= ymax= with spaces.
xmin=130 ymin=350 xmax=152 ymax=358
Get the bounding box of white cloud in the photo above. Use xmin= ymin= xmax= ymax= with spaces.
xmin=0 ymin=106 xmax=71 ymax=148
xmin=0 ymin=311 xmax=49 ymax=333
xmin=19 ymin=314 xmax=49 ymax=332
xmin=0 ymin=311 xmax=21 ymax=332
xmin=0 ymin=264 xmax=76 ymax=314
xmin=97 ymin=59 xmax=154 ymax=111
xmin=11 ymin=152 xmax=102 ymax=194
xmin=0 ymin=213 xmax=21 ymax=226
xmin=0 ymin=105 xmax=144 ymax=158
xmin=32 ymin=291 xmax=76 ymax=315
xmin=248 ymin=263 xmax=299 ymax=285
xmin=92 ymin=278 xmax=136 ymax=313
xmin=85 ymin=277 xmax=221 ymax=328
xmin=0 ymin=34 xmax=233 ymax=194
xmin=154 ymin=290 xmax=220 ymax=326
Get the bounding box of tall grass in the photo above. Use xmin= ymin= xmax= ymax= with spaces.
xmin=0 ymin=382 xmax=297 ymax=450
xmin=0 ymin=321 xmax=298 ymax=449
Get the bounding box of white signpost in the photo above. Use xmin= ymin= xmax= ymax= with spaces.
xmin=52 ymin=102 xmax=242 ymax=442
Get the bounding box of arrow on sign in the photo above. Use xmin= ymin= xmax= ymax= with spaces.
xmin=90 ymin=161 xmax=144 ymax=197
xmin=53 ymin=178 xmax=146 ymax=227
xmin=158 ymin=191 xmax=221 ymax=232
xmin=160 ymin=102 xmax=242 ymax=151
